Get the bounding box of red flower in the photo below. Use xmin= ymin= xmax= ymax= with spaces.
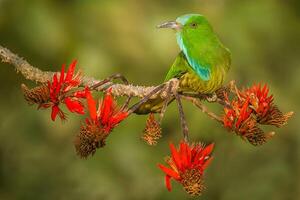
xmin=234 ymin=98 xmax=252 ymax=129
xmin=158 ymin=141 xmax=214 ymax=196
xmin=223 ymin=83 xmax=274 ymax=133
xmin=41 ymin=60 xmax=85 ymax=121
xmin=241 ymin=83 xmax=273 ymax=117
xmin=74 ymin=88 xmax=128 ymax=158
xmin=223 ymin=99 xmax=251 ymax=130
xmin=86 ymin=88 xmax=128 ymax=133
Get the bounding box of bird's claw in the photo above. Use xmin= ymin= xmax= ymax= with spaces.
xmin=206 ymin=93 xmax=217 ymax=102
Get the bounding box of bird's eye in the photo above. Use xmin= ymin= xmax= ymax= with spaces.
xmin=190 ymin=23 xmax=198 ymax=28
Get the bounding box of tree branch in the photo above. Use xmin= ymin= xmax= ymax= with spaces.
xmin=0 ymin=45 xmax=170 ymax=100
xmin=182 ymin=96 xmax=223 ymax=123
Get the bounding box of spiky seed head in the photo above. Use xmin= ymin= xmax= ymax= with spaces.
xmin=21 ymin=83 xmax=50 ymax=105
xmin=244 ymin=129 xmax=267 ymax=146
xmin=258 ymin=106 xmax=294 ymax=127
xmin=141 ymin=113 xmax=162 ymax=146
xmin=74 ymin=124 xmax=107 ymax=158
xmin=181 ymin=169 xmax=205 ymax=196
xmin=237 ymin=117 xmax=267 ymax=146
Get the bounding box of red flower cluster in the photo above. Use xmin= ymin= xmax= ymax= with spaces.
xmin=222 ymin=83 xmax=292 ymax=145
xmin=223 ymin=84 xmax=273 ymax=129
xmin=41 ymin=60 xmax=86 ymax=121
xmin=22 ymin=60 xmax=131 ymax=158
xmin=158 ymin=141 xmax=214 ymax=196
xmin=74 ymin=88 xmax=128 ymax=158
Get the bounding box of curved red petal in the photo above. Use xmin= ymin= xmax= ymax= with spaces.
xmin=65 ymin=60 xmax=77 ymax=82
xmin=109 ymin=112 xmax=128 ymax=127
xmin=51 ymin=105 xmax=59 ymax=121
xmin=86 ymin=89 xmax=97 ymax=121
xmin=64 ymin=97 xmax=85 ymax=114
xmin=180 ymin=141 xmax=188 ymax=169
xmin=51 ymin=74 xmax=58 ymax=96
xmin=169 ymin=143 xmax=182 ymax=171
xmin=53 ymin=74 xmax=58 ymax=86
xmin=73 ymin=88 xmax=88 ymax=98
xmin=236 ymin=100 xmax=250 ymax=128
xmin=100 ymin=92 xmax=113 ymax=125
xmin=257 ymin=83 xmax=262 ymax=96
xmin=59 ymin=64 xmax=65 ymax=85
xmin=202 ymin=143 xmax=214 ymax=157
xmin=158 ymin=164 xmax=180 ymax=180
xmin=165 ymin=175 xmax=172 ymax=191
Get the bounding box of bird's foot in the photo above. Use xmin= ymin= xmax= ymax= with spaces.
xmin=160 ymin=78 xmax=179 ymax=99
xmin=206 ymin=93 xmax=218 ymax=102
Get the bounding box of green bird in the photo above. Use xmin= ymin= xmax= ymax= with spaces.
xmin=135 ymin=14 xmax=231 ymax=114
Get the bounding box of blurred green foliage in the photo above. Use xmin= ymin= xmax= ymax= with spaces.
xmin=0 ymin=0 xmax=299 ymax=199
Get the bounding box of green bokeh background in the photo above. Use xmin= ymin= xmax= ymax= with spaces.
xmin=0 ymin=0 xmax=299 ymax=199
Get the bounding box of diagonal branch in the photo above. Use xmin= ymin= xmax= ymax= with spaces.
xmin=182 ymin=96 xmax=223 ymax=123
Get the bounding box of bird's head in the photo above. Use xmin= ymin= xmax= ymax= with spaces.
xmin=157 ymin=14 xmax=213 ymax=37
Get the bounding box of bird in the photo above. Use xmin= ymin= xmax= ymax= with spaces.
xmin=135 ymin=14 xmax=231 ymax=114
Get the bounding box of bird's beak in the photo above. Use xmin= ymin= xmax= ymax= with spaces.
xmin=156 ymin=21 xmax=182 ymax=30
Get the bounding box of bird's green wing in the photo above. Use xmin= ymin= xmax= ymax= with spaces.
xmin=164 ymin=52 xmax=189 ymax=81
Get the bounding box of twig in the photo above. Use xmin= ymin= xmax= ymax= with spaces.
xmin=174 ymin=92 xmax=189 ymax=142
xmin=182 ymin=96 xmax=223 ymax=123
xmin=121 ymin=96 xmax=132 ymax=111
xmin=90 ymin=73 xmax=129 ymax=90
xmin=89 ymin=73 xmax=132 ymax=111
xmin=180 ymin=91 xmax=230 ymax=107
xmin=127 ymin=84 xmax=166 ymax=114
xmin=216 ymin=98 xmax=231 ymax=108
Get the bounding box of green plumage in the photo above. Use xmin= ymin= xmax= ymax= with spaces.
xmin=135 ymin=14 xmax=231 ymax=114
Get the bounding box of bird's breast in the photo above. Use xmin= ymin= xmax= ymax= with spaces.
xmin=179 ymin=66 xmax=226 ymax=94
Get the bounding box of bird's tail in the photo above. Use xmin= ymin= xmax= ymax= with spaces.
xmin=134 ymin=96 xmax=174 ymax=115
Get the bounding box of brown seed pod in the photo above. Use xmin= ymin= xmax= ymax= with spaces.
xmin=141 ymin=113 xmax=162 ymax=146
xmin=74 ymin=123 xmax=107 ymax=159
xmin=21 ymin=83 xmax=50 ymax=105
xmin=258 ymin=106 xmax=294 ymax=128
xmin=181 ymin=169 xmax=206 ymax=196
